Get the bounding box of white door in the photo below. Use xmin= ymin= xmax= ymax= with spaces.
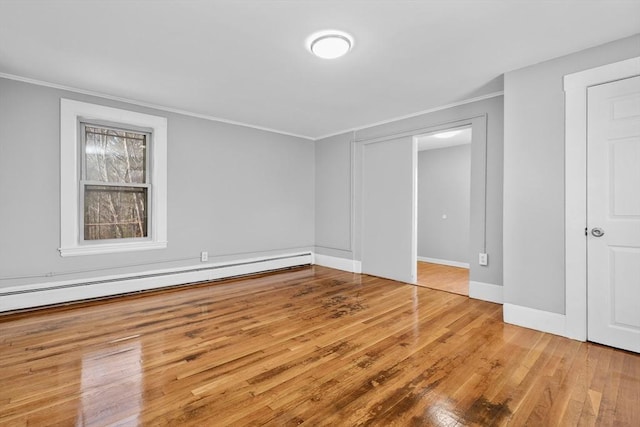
xmin=361 ymin=137 xmax=416 ymax=284
xmin=587 ymin=75 xmax=640 ymax=353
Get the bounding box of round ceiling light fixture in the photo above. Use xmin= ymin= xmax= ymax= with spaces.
xmin=433 ymin=130 xmax=463 ymax=139
xmin=307 ymin=30 xmax=353 ymax=59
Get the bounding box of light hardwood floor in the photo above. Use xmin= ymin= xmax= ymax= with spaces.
xmin=1 ymin=265 xmax=638 ymax=426
xmin=416 ymin=261 xmax=469 ymax=296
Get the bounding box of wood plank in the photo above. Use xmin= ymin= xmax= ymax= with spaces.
xmin=0 ymin=265 xmax=638 ymax=426
xmin=416 ymin=261 xmax=468 ymax=295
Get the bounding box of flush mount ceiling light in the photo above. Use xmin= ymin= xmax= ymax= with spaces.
xmin=433 ymin=130 xmax=463 ymax=139
xmin=307 ymin=30 xmax=353 ymax=59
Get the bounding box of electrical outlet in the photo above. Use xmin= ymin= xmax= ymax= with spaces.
xmin=479 ymin=253 xmax=488 ymax=266
xmin=200 ymin=251 xmax=208 ymax=262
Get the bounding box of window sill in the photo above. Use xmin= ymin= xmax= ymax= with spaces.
xmin=59 ymin=241 xmax=167 ymax=257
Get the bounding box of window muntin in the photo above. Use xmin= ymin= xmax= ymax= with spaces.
xmin=80 ymin=123 xmax=151 ymax=242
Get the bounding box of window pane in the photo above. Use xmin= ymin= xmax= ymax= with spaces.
xmin=84 ymin=126 xmax=147 ymax=184
xmin=84 ymin=185 xmax=148 ymax=240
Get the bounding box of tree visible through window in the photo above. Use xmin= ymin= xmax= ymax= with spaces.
xmin=81 ymin=124 xmax=150 ymax=241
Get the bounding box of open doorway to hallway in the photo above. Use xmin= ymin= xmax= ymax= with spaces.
xmin=417 ymin=262 xmax=468 ymax=295
xmin=415 ymin=126 xmax=471 ymax=295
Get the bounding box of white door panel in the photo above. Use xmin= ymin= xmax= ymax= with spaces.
xmin=361 ymin=137 xmax=416 ymax=284
xmin=587 ymin=75 xmax=640 ymax=353
xmin=609 ymin=248 xmax=640 ymax=328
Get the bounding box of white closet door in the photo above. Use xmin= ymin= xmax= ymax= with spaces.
xmin=587 ymin=75 xmax=640 ymax=353
xmin=361 ymin=136 xmax=416 ymax=284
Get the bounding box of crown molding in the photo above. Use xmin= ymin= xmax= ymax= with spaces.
xmin=1 ymin=72 xmax=503 ymax=142
xmin=314 ymin=91 xmax=504 ymax=141
xmin=0 ymin=72 xmax=315 ymax=140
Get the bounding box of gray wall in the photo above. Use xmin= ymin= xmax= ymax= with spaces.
xmin=503 ymin=34 xmax=640 ymax=314
xmin=418 ymin=144 xmax=471 ymax=264
xmin=315 ymin=96 xmax=503 ymax=286
xmin=0 ymin=77 xmax=314 ymax=289
xmin=315 ymin=133 xmax=351 ymax=257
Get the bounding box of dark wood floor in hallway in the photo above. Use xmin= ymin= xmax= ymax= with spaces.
xmin=1 ymin=265 xmax=638 ymax=426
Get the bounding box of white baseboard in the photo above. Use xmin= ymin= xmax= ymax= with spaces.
xmin=503 ymin=303 xmax=567 ymax=338
xmin=417 ymin=256 xmax=469 ymax=269
xmin=469 ymin=281 xmax=503 ymax=304
xmin=313 ymin=254 xmax=362 ymax=273
xmin=0 ymin=252 xmax=312 ymax=313
xmin=353 ymin=260 xmax=362 ymax=274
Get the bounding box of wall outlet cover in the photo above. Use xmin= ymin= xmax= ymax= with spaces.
xmin=479 ymin=253 xmax=488 ymax=266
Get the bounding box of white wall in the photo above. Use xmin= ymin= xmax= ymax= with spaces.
xmin=503 ymin=34 xmax=640 ymax=314
xmin=418 ymin=144 xmax=471 ymax=264
xmin=0 ymin=78 xmax=314 ymax=292
xmin=314 ymin=133 xmax=352 ymax=258
xmin=315 ymin=96 xmax=504 ymax=287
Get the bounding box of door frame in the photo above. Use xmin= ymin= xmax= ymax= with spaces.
xmin=414 ymin=124 xmax=474 ymax=273
xmin=563 ymin=56 xmax=640 ymax=341
xmin=353 ymin=115 xmax=488 ymax=287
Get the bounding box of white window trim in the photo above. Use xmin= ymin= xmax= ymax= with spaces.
xmin=60 ymin=99 xmax=167 ymax=256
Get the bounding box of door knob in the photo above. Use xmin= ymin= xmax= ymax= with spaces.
xmin=591 ymin=227 xmax=605 ymax=237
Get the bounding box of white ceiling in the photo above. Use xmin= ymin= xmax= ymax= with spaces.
xmin=0 ymin=1 xmax=638 ymax=140
xmin=417 ymin=126 xmax=472 ymax=151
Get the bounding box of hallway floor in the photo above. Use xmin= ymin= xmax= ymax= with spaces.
xmin=416 ymin=261 xmax=469 ymax=296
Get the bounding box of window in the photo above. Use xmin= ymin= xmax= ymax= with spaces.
xmin=60 ymin=99 xmax=167 ymax=256
xmin=81 ymin=123 xmax=150 ymax=241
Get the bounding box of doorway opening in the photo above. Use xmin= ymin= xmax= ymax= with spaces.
xmin=357 ymin=114 xmax=487 ymax=292
xmin=415 ymin=126 xmax=471 ymax=295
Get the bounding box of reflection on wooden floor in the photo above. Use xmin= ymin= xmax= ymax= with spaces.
xmin=417 ymin=261 xmax=469 ymax=296
xmin=1 ymin=265 xmax=639 ymax=426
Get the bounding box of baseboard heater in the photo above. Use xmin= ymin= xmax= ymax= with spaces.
xmin=0 ymin=252 xmax=312 ymax=313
